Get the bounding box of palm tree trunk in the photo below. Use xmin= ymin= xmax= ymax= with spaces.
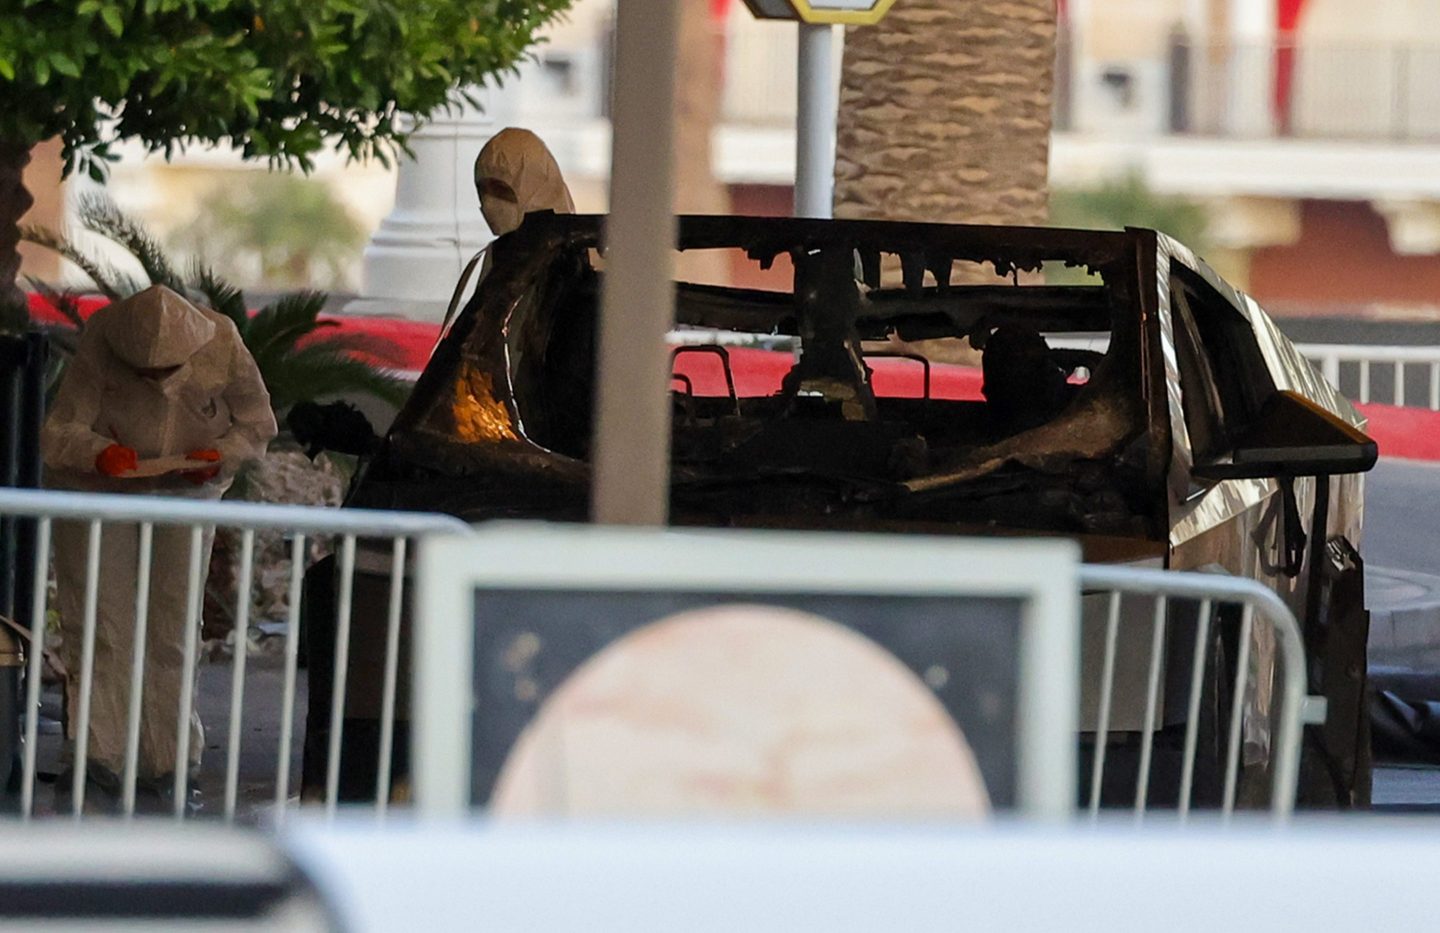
xmin=833 ymin=0 xmax=1057 ymax=226
xmin=673 ymin=0 xmax=730 ymax=283
xmin=0 ymin=141 xmax=33 ymax=321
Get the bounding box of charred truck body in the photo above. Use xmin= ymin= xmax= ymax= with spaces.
xmin=304 ymin=214 xmax=1375 ymax=810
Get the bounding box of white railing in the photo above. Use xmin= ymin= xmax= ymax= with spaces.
xmin=0 ymin=488 xmax=468 ymax=823
xmin=1296 ymin=343 xmax=1440 ymax=408
xmin=1172 ymin=38 xmax=1440 ymax=142
xmin=1078 ymin=565 xmax=1318 ymax=821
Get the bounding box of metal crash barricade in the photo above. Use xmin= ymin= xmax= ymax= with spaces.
xmin=1077 ymin=565 xmax=1318 ymax=821
xmin=0 ymin=487 xmax=468 ymax=824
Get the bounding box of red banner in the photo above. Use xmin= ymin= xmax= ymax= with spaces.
xmin=1274 ymin=0 xmax=1311 ymax=134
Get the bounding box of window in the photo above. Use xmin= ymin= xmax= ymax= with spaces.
xmin=1169 ymin=264 xmax=1275 ymax=465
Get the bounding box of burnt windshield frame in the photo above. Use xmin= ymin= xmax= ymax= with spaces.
xmin=386 ymin=213 xmax=1147 ymax=474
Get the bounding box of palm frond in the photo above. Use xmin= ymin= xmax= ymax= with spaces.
xmin=76 ymin=194 xmax=184 ymax=290
xmin=187 ymin=260 xmax=250 ymax=334
xmin=19 ymin=223 xmax=144 ymax=300
xmin=257 ymin=344 xmax=410 ymax=412
xmin=243 ymin=291 xmax=330 ymax=360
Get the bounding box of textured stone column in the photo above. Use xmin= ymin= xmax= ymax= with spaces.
xmin=833 ymin=0 xmax=1057 ymax=226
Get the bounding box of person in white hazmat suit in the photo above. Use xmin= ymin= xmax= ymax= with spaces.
xmin=434 ymin=128 xmax=577 ymax=331
xmin=474 ymin=127 xmax=576 ymax=238
xmin=42 ymin=284 xmax=277 ymax=808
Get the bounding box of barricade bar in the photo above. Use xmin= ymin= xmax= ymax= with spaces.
xmin=0 ymin=488 xmax=470 ymax=536
xmin=1079 ymin=565 xmax=1309 ymax=821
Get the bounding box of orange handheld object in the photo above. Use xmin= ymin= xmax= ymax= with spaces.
xmin=186 ymin=448 xmax=222 ymax=462
xmin=95 ymin=444 xmax=139 ymax=477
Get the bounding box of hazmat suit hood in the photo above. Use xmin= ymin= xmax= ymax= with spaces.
xmin=474 ymin=128 xmax=576 ymax=237
xmin=103 ymin=285 xmax=217 ymax=371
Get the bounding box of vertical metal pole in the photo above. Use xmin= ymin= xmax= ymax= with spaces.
xmin=324 ymin=535 xmax=357 ymax=819
xmin=173 ymin=525 xmax=206 ymax=819
xmin=795 ymin=23 xmax=838 ymax=219
xmin=1088 ymin=592 xmax=1122 ymax=818
xmin=1134 ymin=596 xmax=1168 ymax=820
xmin=1178 ymin=599 xmax=1212 ymax=821
xmin=1222 ymin=605 xmax=1255 ymax=819
xmin=274 ymin=534 xmax=306 ymax=822
xmin=121 ymin=522 xmax=154 ymax=819
xmin=20 ymin=517 xmax=49 ymax=820
xmin=222 ymin=529 xmax=255 ymax=822
xmin=375 ymin=538 xmax=407 ymax=819
xmin=591 ymin=0 xmax=681 ymax=526
xmin=72 ymin=520 xmax=102 ymax=817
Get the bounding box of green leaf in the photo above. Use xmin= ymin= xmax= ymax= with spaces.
xmin=49 ymin=53 xmax=81 ymax=79
xmin=0 ymin=0 xmax=575 ymax=208
xmin=101 ymin=6 xmax=125 ymax=37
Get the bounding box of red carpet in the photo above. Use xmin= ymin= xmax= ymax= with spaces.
xmin=27 ymin=294 xmax=1437 ymax=461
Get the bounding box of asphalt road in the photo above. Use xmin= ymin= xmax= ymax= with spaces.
xmin=1364 ymin=459 xmax=1440 ymax=576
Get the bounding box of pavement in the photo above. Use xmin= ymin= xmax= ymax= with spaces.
xmin=1361 ymin=459 xmax=1440 ymax=809
xmin=1365 ymin=460 xmax=1440 ymax=669
xmin=28 ymin=654 xmax=306 ymax=820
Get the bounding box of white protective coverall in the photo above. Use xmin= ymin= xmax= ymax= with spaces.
xmin=473 ymin=127 xmax=576 ymax=237
xmin=42 ymin=284 xmax=277 ymax=789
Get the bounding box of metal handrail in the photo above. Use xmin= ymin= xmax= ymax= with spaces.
xmin=0 ymin=488 xmax=471 ymax=537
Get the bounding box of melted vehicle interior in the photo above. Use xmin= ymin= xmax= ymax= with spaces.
xmin=372 ymin=215 xmax=1163 ymax=539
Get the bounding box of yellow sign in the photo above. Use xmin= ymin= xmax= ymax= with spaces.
xmin=742 ymin=0 xmax=896 ymax=26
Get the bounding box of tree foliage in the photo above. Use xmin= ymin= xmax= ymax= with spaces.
xmin=0 ymin=0 xmax=572 ymax=178
xmin=169 ymin=173 xmax=366 ymax=290
xmin=1050 ymin=173 xmax=1211 ymax=252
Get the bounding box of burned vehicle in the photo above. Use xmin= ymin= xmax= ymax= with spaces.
xmin=304 ymin=213 xmax=1376 ymax=809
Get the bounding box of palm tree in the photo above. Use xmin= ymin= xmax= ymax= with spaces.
xmin=833 ymin=0 xmax=1057 ymax=227
xmin=23 ymin=195 xmax=407 ymax=413
xmin=673 ymin=0 xmax=731 ymax=284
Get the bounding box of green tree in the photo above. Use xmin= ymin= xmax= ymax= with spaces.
xmin=1050 ymin=173 xmax=1211 ymax=251
xmin=169 ymin=173 xmax=367 ymax=291
xmin=0 ymin=0 xmax=571 ymax=324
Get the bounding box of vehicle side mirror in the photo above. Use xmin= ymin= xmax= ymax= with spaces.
xmin=1192 ymin=390 xmax=1378 ymax=481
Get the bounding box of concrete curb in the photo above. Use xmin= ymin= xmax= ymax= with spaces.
xmin=1368 ymin=565 xmax=1440 ymax=670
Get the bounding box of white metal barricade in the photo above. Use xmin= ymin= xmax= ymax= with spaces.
xmin=1078 ymin=565 xmax=1317 ymax=821
xmin=1296 ymin=342 xmax=1440 ymax=408
xmin=0 ymin=487 xmax=468 ymax=824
